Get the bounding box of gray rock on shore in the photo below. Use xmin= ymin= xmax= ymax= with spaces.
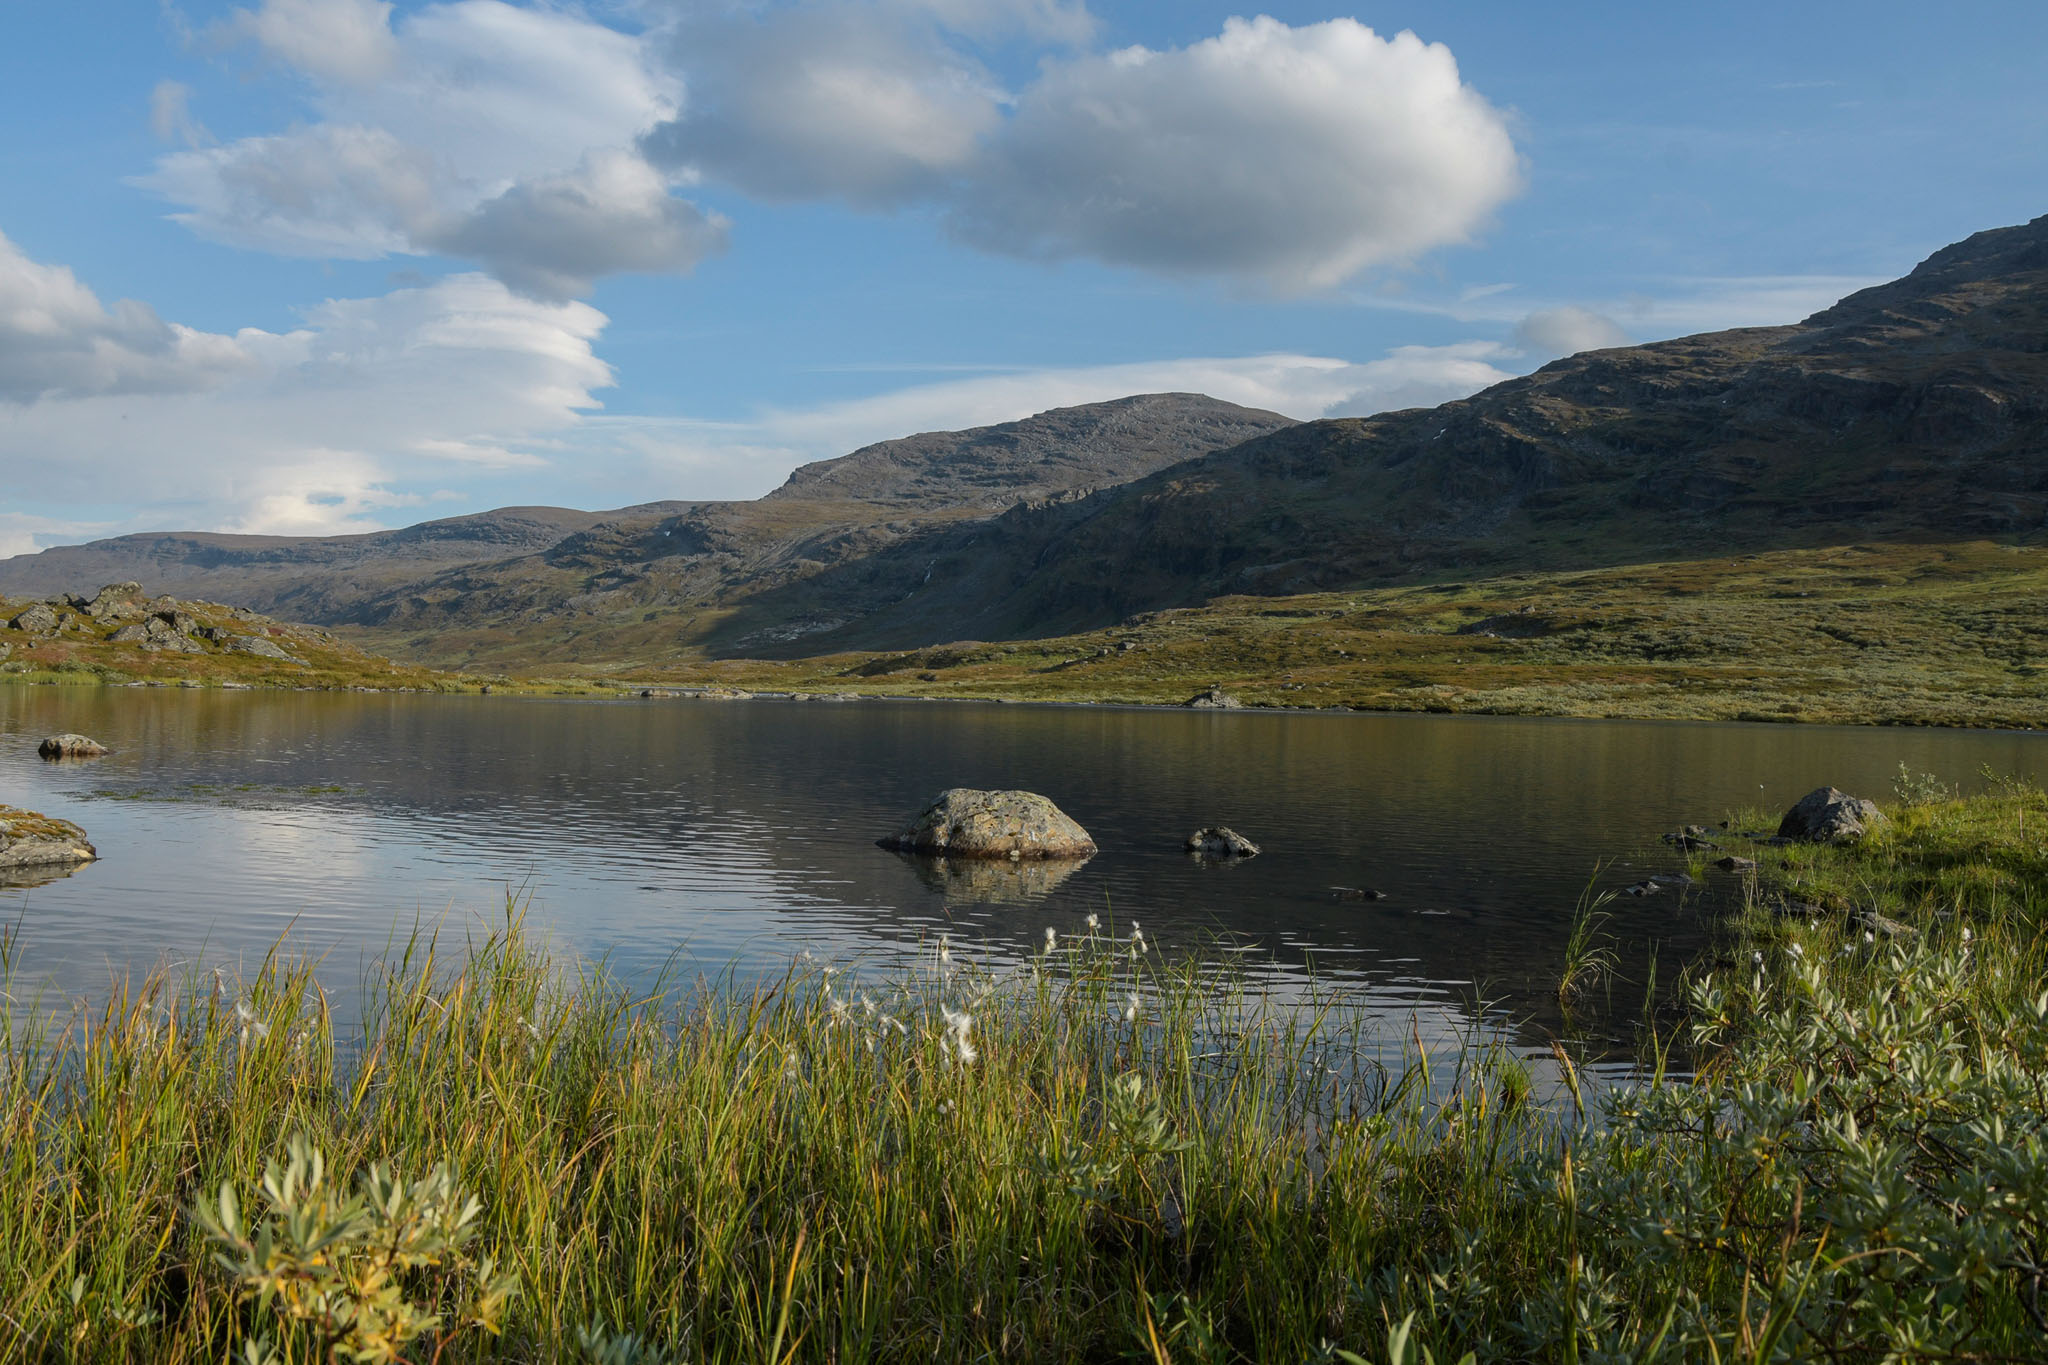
xmin=1186 ymin=826 xmax=1261 ymax=857
xmin=226 ymin=635 xmax=297 ymax=661
xmin=879 ymin=788 xmax=1096 ymax=860
xmin=1184 ymin=686 xmax=1243 ymax=709
xmin=39 ymin=733 xmax=108 ymax=759
xmin=1778 ymin=787 xmax=1886 ymax=843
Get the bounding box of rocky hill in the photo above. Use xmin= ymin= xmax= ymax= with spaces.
xmin=0 ymin=395 xmax=1293 ymax=661
xmin=703 ymin=214 xmax=2048 ymax=653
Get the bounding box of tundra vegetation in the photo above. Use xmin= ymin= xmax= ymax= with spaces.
xmin=0 ymin=774 xmax=2043 ymax=1361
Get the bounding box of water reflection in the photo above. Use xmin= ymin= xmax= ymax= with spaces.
xmin=0 ymin=684 xmax=2041 ymax=1070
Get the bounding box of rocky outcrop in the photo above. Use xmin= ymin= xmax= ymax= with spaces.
xmin=1184 ymin=686 xmax=1243 ymax=710
xmin=225 ymin=635 xmax=296 ymax=661
xmin=0 ymin=804 xmax=97 ymax=882
xmin=1777 ymin=787 xmax=1887 ymax=843
xmin=8 ymin=603 xmax=57 ymax=634
xmin=1186 ymin=826 xmax=1261 ymax=857
xmin=879 ymin=789 xmax=1097 ymax=860
xmin=39 ymin=733 xmax=108 ymax=759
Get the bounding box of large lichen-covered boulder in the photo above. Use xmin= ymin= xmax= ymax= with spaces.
xmin=226 ymin=634 xmax=296 ymax=661
xmin=1184 ymin=686 xmax=1243 ymax=709
xmin=1777 ymin=787 xmax=1887 ymax=843
xmin=879 ymin=789 xmax=1097 ymax=860
xmin=39 ymin=733 xmax=108 ymax=759
xmin=8 ymin=603 xmax=57 ymax=634
xmin=0 ymin=804 xmax=97 ymax=881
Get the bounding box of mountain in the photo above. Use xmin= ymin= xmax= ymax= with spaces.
xmin=701 ymin=214 xmax=2048 ymax=653
xmin=0 ymin=394 xmax=1295 ymax=658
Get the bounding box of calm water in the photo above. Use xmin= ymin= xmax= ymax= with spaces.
xmin=3 ymin=685 xmax=2042 ymax=1064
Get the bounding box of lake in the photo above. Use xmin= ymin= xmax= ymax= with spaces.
xmin=3 ymin=684 xmax=2041 ymax=1069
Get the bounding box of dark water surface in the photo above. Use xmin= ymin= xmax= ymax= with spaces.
xmin=3 ymin=685 xmax=2042 ymax=1066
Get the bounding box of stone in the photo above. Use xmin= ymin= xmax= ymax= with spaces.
xmin=1184 ymin=685 xmax=1243 ymax=709
xmin=9 ymin=603 xmax=57 ymax=634
xmin=142 ymin=635 xmax=205 ymax=653
xmin=1777 ymin=787 xmax=1887 ymax=843
xmin=225 ymin=635 xmax=296 ymax=661
xmin=1331 ymin=886 xmax=1387 ymax=901
xmin=1716 ymin=855 xmax=1760 ymax=871
xmin=0 ymin=804 xmax=97 ymax=882
xmin=38 ymin=733 xmax=108 ymax=759
xmin=84 ymin=582 xmax=143 ymax=618
xmin=1186 ymin=826 xmax=1261 ymax=858
xmin=879 ymin=788 xmax=1096 ymax=860
xmin=109 ymin=624 xmax=150 ymax=644
xmin=195 ymin=626 xmax=228 ymax=643
xmin=1622 ymin=880 xmax=1662 ymax=896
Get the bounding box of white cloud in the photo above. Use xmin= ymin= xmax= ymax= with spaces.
xmin=224 ymin=0 xmax=400 ymax=85
xmin=643 ymin=3 xmax=1006 ymax=206
xmin=0 ymin=229 xmax=256 ymax=401
xmin=953 ymin=18 xmax=1522 ymax=289
xmin=142 ymin=0 xmax=700 ymax=296
xmin=645 ymin=10 xmax=1520 ymax=289
xmin=430 ymin=150 xmax=729 ymax=302
xmin=149 ymin=80 xmax=210 ymax=147
xmin=1511 ymin=306 xmax=1630 ymax=360
xmin=0 ymin=242 xmax=614 ymax=540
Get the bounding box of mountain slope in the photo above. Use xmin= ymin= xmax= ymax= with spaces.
xmin=0 ymin=395 xmax=1293 ymax=658
xmin=706 ymin=214 xmax=2048 ymax=653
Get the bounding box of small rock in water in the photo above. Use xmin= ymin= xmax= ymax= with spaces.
xmin=1622 ymin=881 xmax=1662 ymax=896
xmin=1331 ymin=886 xmax=1388 ymax=901
xmin=1660 ymin=831 xmax=1719 ymax=851
xmin=1649 ymin=873 xmax=1695 ymax=887
xmin=1715 ymin=855 xmax=1759 ymax=872
xmin=38 ymin=733 xmax=108 ymax=760
xmin=879 ymin=788 xmax=1096 ymax=860
xmin=1186 ymin=826 xmax=1261 ymax=858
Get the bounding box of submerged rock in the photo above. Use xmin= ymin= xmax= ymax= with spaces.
xmin=1777 ymin=787 xmax=1886 ymax=843
xmin=0 ymin=804 xmax=97 ymax=883
xmin=1186 ymin=826 xmax=1261 ymax=858
xmin=38 ymin=733 xmax=108 ymax=759
xmin=1716 ymin=855 xmax=1760 ymax=872
xmin=879 ymin=788 xmax=1096 ymax=860
xmin=1331 ymin=886 xmax=1388 ymax=901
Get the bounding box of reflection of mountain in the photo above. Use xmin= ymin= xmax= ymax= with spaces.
xmin=898 ymin=851 xmax=1090 ymax=903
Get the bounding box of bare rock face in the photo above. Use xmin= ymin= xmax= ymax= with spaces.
xmin=39 ymin=733 xmax=108 ymax=759
xmin=225 ymin=635 xmax=296 ymax=661
xmin=879 ymin=789 xmax=1097 ymax=860
xmin=0 ymin=804 xmax=97 ymax=882
xmin=1777 ymin=787 xmax=1887 ymax=843
xmin=1186 ymin=826 xmax=1261 ymax=857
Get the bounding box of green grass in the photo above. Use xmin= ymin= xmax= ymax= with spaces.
xmin=2 ymin=781 xmax=2046 ymax=1361
xmin=583 ymin=541 xmax=2048 ymax=728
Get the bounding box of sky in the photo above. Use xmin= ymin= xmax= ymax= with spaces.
xmin=1 ymin=1 xmax=2044 ymax=556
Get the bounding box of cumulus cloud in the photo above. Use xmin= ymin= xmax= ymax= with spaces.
xmin=429 ymin=151 xmax=729 ymax=302
xmin=0 ymin=242 xmax=614 ymax=538
xmin=223 ymin=0 xmax=400 ymax=85
xmin=140 ymin=0 xmax=704 ymax=296
xmin=645 ymin=9 xmax=1520 ymax=289
xmin=0 ymin=230 xmax=255 ymax=401
xmin=952 ymin=18 xmax=1522 ymax=289
xmin=642 ymin=4 xmax=1006 ymax=206
xmin=1511 ymin=306 xmax=1631 ymax=359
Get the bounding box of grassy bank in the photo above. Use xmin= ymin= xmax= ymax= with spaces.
xmin=601 ymin=542 xmax=2048 ymax=727
xmin=3 ymin=781 xmax=2045 ymax=1361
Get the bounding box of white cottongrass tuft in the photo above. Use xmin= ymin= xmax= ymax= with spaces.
xmin=234 ymin=998 xmax=270 ymax=1042
xmin=941 ymin=1006 xmax=977 ymax=1064
xmin=1044 ymin=926 xmax=1057 ymax=950
xmin=1123 ymin=991 xmax=1140 ymax=1023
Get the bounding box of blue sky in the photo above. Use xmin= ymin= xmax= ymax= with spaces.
xmin=2 ymin=0 xmax=2044 ymax=554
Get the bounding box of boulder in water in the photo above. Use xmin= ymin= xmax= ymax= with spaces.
xmin=1186 ymin=826 xmax=1261 ymax=857
xmin=0 ymin=804 xmax=97 ymax=882
xmin=879 ymin=788 xmax=1096 ymax=860
xmin=39 ymin=733 xmax=108 ymax=759
xmin=1777 ymin=787 xmax=1886 ymax=843
xmin=1184 ymin=686 xmax=1243 ymax=709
